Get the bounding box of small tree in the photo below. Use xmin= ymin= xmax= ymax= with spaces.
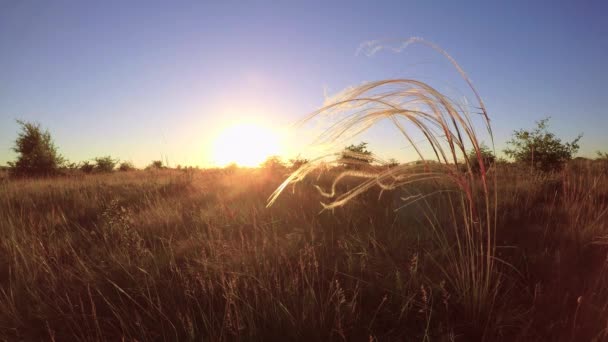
xmin=261 ymin=155 xmax=285 ymax=171
xmin=386 ymin=158 xmax=400 ymax=168
xmin=340 ymin=142 xmax=373 ymax=168
xmin=118 ymin=161 xmax=135 ymax=171
xmin=467 ymin=145 xmax=496 ymax=174
xmin=80 ymin=161 xmax=95 ymax=173
xmin=289 ymin=157 xmax=309 ymax=170
xmin=224 ymin=162 xmax=238 ymax=174
xmin=503 ymin=118 xmax=581 ymax=172
xmin=8 ymin=120 xmax=64 ymax=176
xmin=147 ymin=160 xmax=164 ymax=169
xmin=94 ymin=156 xmax=118 ymax=173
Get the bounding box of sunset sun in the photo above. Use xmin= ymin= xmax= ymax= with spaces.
xmin=212 ymin=123 xmax=282 ymax=167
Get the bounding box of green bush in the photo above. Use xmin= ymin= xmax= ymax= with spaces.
xmin=80 ymin=161 xmax=95 ymax=173
xmin=94 ymin=156 xmax=118 ymax=173
xmin=8 ymin=120 xmax=64 ymax=177
xmin=467 ymin=145 xmax=496 ymax=174
xmin=118 ymin=161 xmax=136 ymax=172
xmin=503 ymin=118 xmax=581 ymax=172
xmin=147 ymin=160 xmax=164 ymax=169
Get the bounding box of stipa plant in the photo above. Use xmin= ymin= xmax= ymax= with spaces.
xmin=268 ymin=38 xmax=498 ymax=331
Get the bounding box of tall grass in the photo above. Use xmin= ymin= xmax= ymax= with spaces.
xmin=1 ymin=164 xmax=608 ymax=340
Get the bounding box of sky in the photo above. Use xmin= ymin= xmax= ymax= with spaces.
xmin=1 ymin=0 xmax=607 ymax=167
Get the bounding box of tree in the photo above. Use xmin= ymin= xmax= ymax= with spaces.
xmin=8 ymin=120 xmax=64 ymax=176
xmin=467 ymin=145 xmax=496 ymax=174
xmin=386 ymin=158 xmax=400 ymax=168
xmin=94 ymin=156 xmax=118 ymax=172
xmin=288 ymin=157 xmax=309 ymax=170
xmin=147 ymin=160 xmax=164 ymax=169
xmin=261 ymin=155 xmax=285 ymax=171
xmin=118 ymin=161 xmax=135 ymax=171
xmin=503 ymin=118 xmax=582 ymax=172
xmin=340 ymin=142 xmax=373 ymax=168
xmin=80 ymin=161 xmax=95 ymax=173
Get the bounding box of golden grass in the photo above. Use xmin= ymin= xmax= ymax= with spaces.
xmin=0 ymin=166 xmax=607 ymax=341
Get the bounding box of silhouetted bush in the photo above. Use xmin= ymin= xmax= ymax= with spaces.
xmin=503 ymin=118 xmax=581 ymax=172
xmin=288 ymin=157 xmax=309 ymax=170
xmin=8 ymin=120 xmax=64 ymax=177
xmin=261 ymin=156 xmax=285 ymax=172
xmin=94 ymin=156 xmax=118 ymax=173
xmin=80 ymin=161 xmax=95 ymax=174
xmin=467 ymin=145 xmax=496 ymax=174
xmin=118 ymin=161 xmax=136 ymax=171
xmin=147 ymin=160 xmax=164 ymax=170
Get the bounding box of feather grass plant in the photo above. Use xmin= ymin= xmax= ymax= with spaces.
xmin=268 ymin=38 xmax=499 ymax=330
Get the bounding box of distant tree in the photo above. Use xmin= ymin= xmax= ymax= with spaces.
xmin=340 ymin=142 xmax=373 ymax=168
xmin=503 ymin=118 xmax=582 ymax=172
xmin=386 ymin=158 xmax=400 ymax=168
xmin=467 ymin=145 xmax=496 ymax=174
xmin=118 ymin=161 xmax=135 ymax=171
xmin=64 ymin=161 xmax=79 ymax=170
xmin=94 ymin=156 xmax=118 ymax=173
xmin=261 ymin=156 xmax=285 ymax=171
xmin=147 ymin=160 xmax=164 ymax=169
xmin=597 ymin=151 xmax=608 ymax=172
xmin=80 ymin=161 xmax=95 ymax=173
xmin=289 ymin=156 xmax=309 ymax=170
xmin=8 ymin=120 xmax=64 ymax=176
xmin=224 ymin=162 xmax=238 ymax=174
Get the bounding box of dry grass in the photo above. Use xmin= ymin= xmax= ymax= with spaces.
xmin=0 ymin=165 xmax=607 ymax=341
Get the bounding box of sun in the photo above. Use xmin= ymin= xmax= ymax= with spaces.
xmin=212 ymin=123 xmax=282 ymax=167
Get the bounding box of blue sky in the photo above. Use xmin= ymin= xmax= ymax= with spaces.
xmin=1 ymin=0 xmax=606 ymax=167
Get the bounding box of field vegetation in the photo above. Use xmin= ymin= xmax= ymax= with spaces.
xmin=1 ymin=162 xmax=607 ymax=341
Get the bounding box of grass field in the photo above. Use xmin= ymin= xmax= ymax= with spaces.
xmin=1 ymin=162 xmax=607 ymax=341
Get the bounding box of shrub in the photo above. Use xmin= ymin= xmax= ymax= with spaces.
xmin=467 ymin=145 xmax=496 ymax=174
xmin=118 ymin=161 xmax=136 ymax=172
xmin=288 ymin=157 xmax=309 ymax=170
xmin=261 ymin=156 xmax=285 ymax=171
xmin=8 ymin=120 xmax=64 ymax=177
xmin=503 ymin=117 xmax=582 ymax=172
xmin=94 ymin=156 xmax=118 ymax=173
xmin=386 ymin=158 xmax=400 ymax=168
xmin=80 ymin=161 xmax=95 ymax=173
xmin=147 ymin=160 xmax=164 ymax=169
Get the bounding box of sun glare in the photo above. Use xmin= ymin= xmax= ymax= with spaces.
xmin=212 ymin=123 xmax=282 ymax=167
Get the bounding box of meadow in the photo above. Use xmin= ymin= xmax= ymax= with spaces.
xmin=1 ymin=161 xmax=607 ymax=341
